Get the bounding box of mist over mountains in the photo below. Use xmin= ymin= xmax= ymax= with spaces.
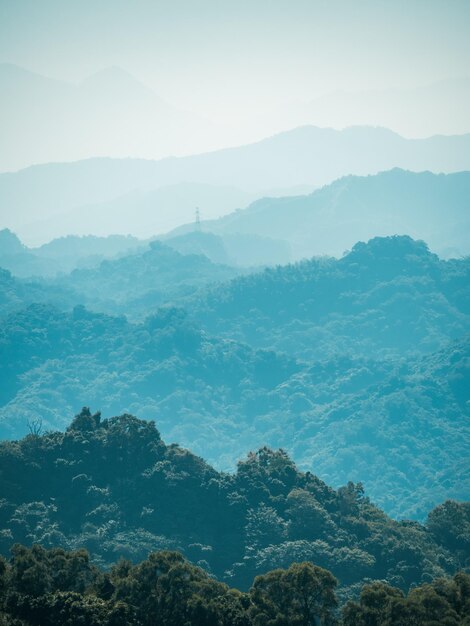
xmin=2 ymin=124 xmax=470 ymax=246
xmin=2 ymin=63 xmax=470 ymax=174
xmin=0 ymin=235 xmax=468 ymax=520
xmin=178 ymin=169 xmax=470 ymax=260
xmin=2 ymin=168 xmax=468 ymax=266
xmin=1 ymin=4 xmax=470 ymax=621
xmin=0 ymin=63 xmax=218 ymax=172
xmin=288 ymin=76 xmax=470 ymax=138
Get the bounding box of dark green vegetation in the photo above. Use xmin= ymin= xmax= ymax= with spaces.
xmin=0 ymin=236 xmax=469 ymax=519
xmin=2 ymin=545 xmax=468 ymax=625
xmin=0 ymin=308 xmax=468 ymax=519
xmin=1 ymin=412 xmax=469 ymax=615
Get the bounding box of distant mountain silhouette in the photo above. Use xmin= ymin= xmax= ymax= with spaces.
xmin=290 ymin=77 xmax=470 ymax=138
xmin=172 ymin=169 xmax=470 ymax=259
xmin=0 ymin=230 xmax=145 ymax=277
xmin=16 ymin=183 xmax=259 ymax=244
xmin=0 ymin=228 xmax=25 ymax=255
xmin=53 ymin=240 xmax=241 ymax=316
xmin=1 ymin=124 xmax=470 ymax=244
xmin=0 ymin=63 xmax=216 ymax=172
xmin=162 ymin=231 xmax=292 ymax=267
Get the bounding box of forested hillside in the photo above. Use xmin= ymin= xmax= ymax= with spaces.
xmin=0 ymin=299 xmax=468 ymax=519
xmin=1 ymin=545 xmax=468 ymax=625
xmin=2 ymin=4 xmax=469 ymax=624
xmin=176 ymin=169 xmax=470 ymax=259
xmin=190 ymin=235 xmax=470 ymax=360
xmin=0 ymin=267 xmax=77 ymax=318
xmin=0 ymin=229 xmax=145 ymax=278
xmin=1 ymin=411 xmax=468 ymax=608
xmin=54 ymin=240 xmax=241 ymax=317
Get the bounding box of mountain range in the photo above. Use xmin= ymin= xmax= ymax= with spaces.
xmin=2 ymin=123 xmax=470 ymax=246
xmin=2 ymin=63 xmax=470 ymax=174
xmin=0 ymin=236 xmax=468 ymax=519
xmin=0 ymin=63 xmax=217 ymax=172
xmin=171 ymin=168 xmax=470 ymax=259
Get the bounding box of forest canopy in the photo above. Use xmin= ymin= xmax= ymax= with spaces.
xmin=0 ymin=410 xmax=468 ymax=608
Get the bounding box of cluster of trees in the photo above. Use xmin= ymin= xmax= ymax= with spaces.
xmin=0 ymin=411 xmax=468 ymax=604
xmin=0 ymin=294 xmax=468 ymax=519
xmin=0 ymin=268 xmax=78 ymax=319
xmin=54 ymin=240 xmax=241 ymax=318
xmin=190 ymin=235 xmax=470 ymax=360
xmin=0 ymin=544 xmax=468 ymax=624
xmin=0 ymin=231 xmax=469 ymax=621
xmin=0 ymin=545 xmax=336 ymax=626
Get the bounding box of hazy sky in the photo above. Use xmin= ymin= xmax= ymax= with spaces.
xmin=1 ymin=0 xmax=469 ymax=118
xmin=1 ymin=0 xmax=470 ymax=177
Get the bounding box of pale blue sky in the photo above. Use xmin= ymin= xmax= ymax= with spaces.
xmin=1 ymin=0 xmax=469 ymax=168
xmin=1 ymin=0 xmax=469 ymax=107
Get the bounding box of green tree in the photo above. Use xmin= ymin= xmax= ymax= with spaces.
xmin=249 ymin=561 xmax=337 ymax=625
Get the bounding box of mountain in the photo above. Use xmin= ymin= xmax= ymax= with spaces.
xmin=0 ymin=63 xmax=216 ymax=172
xmin=2 ymin=125 xmax=470 ymax=245
xmin=0 ymin=230 xmax=146 ymax=278
xmin=52 ymin=240 xmax=242 ymax=316
xmin=0 ymin=410 xmax=467 ymax=603
xmin=34 ymin=233 xmax=144 ymax=261
xmin=172 ymin=169 xmax=470 ymax=259
xmin=0 ymin=228 xmax=25 ymax=255
xmin=162 ymin=231 xmax=292 ymax=267
xmin=190 ymin=236 xmax=470 ymax=361
xmin=292 ymin=77 xmax=470 ymax=138
xmin=0 ymin=266 xmax=77 ymax=318
xmin=0 ymin=287 xmax=468 ymax=518
xmin=18 ymin=183 xmax=259 ymax=245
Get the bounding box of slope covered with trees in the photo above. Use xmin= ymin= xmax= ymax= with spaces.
xmin=0 ymin=229 xmax=145 ymax=278
xmin=190 ymin=235 xmax=470 ymax=361
xmin=0 ymin=267 xmax=77 ymax=319
xmin=0 ymin=412 xmax=468 ymax=609
xmin=181 ymin=169 xmax=470 ymax=259
xmin=0 ymin=544 xmax=468 ymax=625
xmin=53 ymin=240 xmax=242 ymax=318
xmin=0 ymin=288 xmax=468 ymax=519
xmin=0 ymin=298 xmax=468 ymax=518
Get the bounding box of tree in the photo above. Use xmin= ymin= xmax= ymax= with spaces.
xmin=249 ymin=562 xmax=338 ymax=625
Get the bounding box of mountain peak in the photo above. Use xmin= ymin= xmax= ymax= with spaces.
xmin=346 ymin=235 xmax=434 ymax=262
xmin=0 ymin=228 xmax=26 ymax=255
xmin=80 ymin=66 xmax=155 ymax=97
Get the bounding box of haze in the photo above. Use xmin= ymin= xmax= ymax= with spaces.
xmin=1 ymin=0 xmax=470 ymax=172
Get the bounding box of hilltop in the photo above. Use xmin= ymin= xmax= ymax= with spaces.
xmin=1 ymin=410 xmax=468 ymax=601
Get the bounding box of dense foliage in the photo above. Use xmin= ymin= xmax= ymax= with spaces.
xmin=0 ymin=268 xmax=77 ymax=319
xmin=190 ymin=236 xmax=470 ymax=360
xmin=0 ymin=412 xmax=468 ymax=606
xmin=0 ymin=292 xmax=468 ymax=518
xmin=53 ymin=240 xmax=241 ymax=317
xmin=0 ymin=544 xmax=468 ymax=625
xmin=0 ymin=235 xmax=468 ymax=519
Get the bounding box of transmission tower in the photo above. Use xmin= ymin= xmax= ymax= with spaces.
xmin=195 ymin=207 xmax=201 ymax=231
